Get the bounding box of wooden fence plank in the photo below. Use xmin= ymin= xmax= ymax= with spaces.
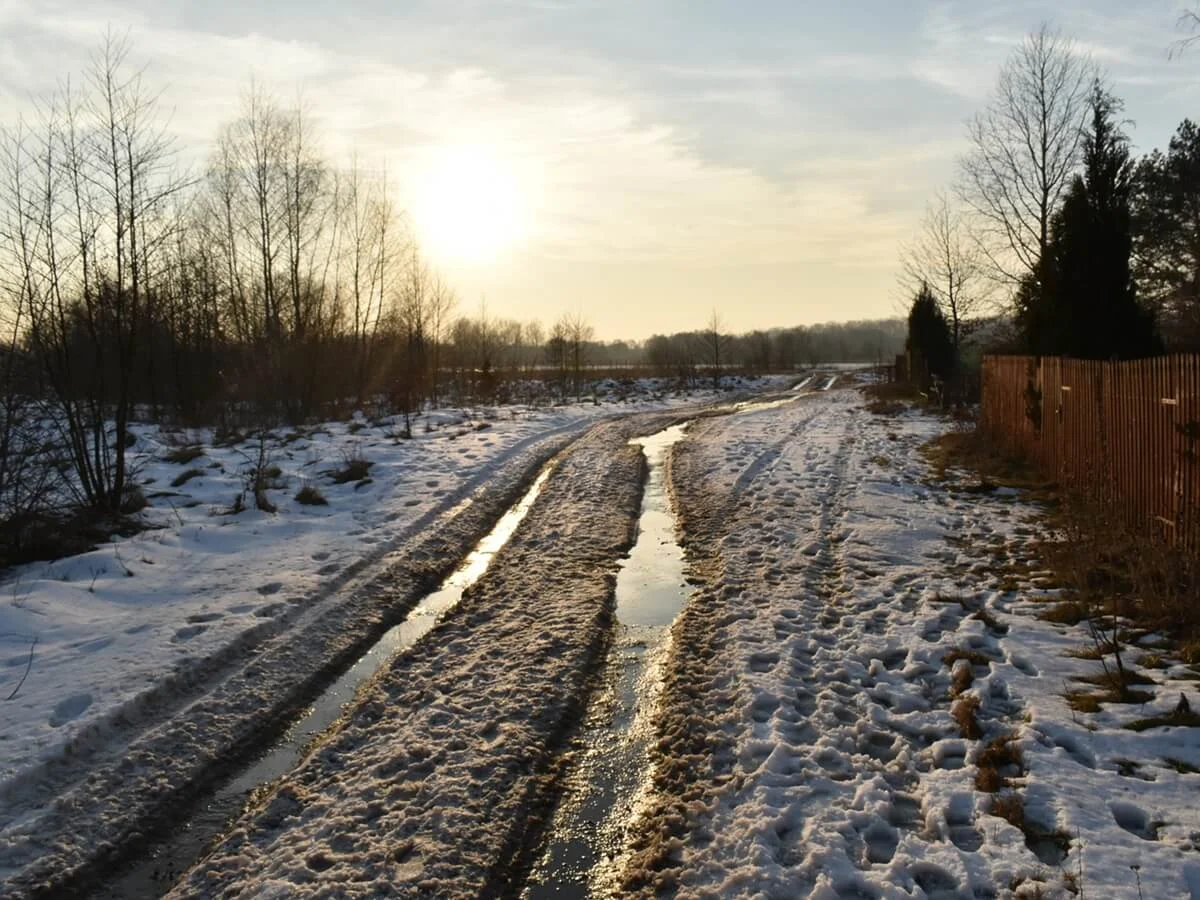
xmin=980 ymin=354 xmax=1200 ymax=558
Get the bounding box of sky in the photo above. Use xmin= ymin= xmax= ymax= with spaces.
xmin=1 ymin=1 xmax=1198 ymax=339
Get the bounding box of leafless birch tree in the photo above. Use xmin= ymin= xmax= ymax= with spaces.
xmin=899 ymin=192 xmax=990 ymax=352
xmin=958 ymin=24 xmax=1094 ymax=287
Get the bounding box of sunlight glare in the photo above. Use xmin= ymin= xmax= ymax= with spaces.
xmin=410 ymin=144 xmax=528 ymax=264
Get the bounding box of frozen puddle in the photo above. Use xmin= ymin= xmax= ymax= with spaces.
xmin=96 ymin=463 xmax=556 ymax=899
xmin=523 ymin=425 xmax=689 ymax=899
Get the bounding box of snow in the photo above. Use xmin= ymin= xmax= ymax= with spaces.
xmin=0 ymin=376 xmax=787 ymax=894
xmin=622 ymin=389 xmax=1200 ymax=899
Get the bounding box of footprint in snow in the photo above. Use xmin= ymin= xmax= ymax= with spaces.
xmin=912 ymin=865 xmax=960 ymax=897
xmin=124 ymin=623 xmax=153 ymax=635
xmin=257 ymin=582 xmax=283 ymax=596
xmin=861 ymin=820 xmax=899 ymax=864
xmin=1054 ymin=733 xmax=1096 ymax=769
xmin=318 ymin=563 xmax=340 ymax=575
xmin=172 ymin=624 xmax=207 ymax=642
xmin=255 ymin=603 xmax=286 ymax=618
xmin=311 ymin=551 xmax=331 ymax=561
xmin=73 ymin=636 xmax=114 ymax=653
xmin=186 ymin=612 xmax=223 ymax=624
xmin=749 ymin=651 xmax=780 ymax=673
xmin=50 ymin=692 xmax=93 ymax=726
xmin=1007 ymin=652 xmax=1038 ymax=676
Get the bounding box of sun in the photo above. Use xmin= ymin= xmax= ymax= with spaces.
xmin=410 ymin=145 xmax=529 ymax=264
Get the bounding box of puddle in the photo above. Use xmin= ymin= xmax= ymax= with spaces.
xmin=94 ymin=464 xmax=556 ymax=898
xmin=523 ymin=425 xmax=689 ymax=899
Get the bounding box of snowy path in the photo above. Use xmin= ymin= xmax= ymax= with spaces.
xmin=167 ymin=414 xmax=686 ymax=898
xmin=622 ymin=390 xmax=1200 ymax=899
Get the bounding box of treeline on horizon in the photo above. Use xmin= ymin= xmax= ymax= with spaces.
xmin=899 ymin=18 xmax=1200 ymax=389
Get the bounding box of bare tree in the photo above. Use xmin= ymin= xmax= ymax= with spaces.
xmin=16 ymin=34 xmax=185 ymax=513
xmin=1171 ymin=8 xmax=1200 ymax=58
xmin=425 ymin=268 xmax=455 ymax=408
xmin=343 ymin=158 xmax=402 ymax=401
xmin=698 ymin=309 xmax=729 ymax=390
xmin=899 ymin=192 xmax=991 ymax=352
xmin=561 ymin=311 xmax=593 ymax=401
xmin=958 ymin=24 xmax=1094 ymax=287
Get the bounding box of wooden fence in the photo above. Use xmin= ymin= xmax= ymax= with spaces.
xmin=980 ymin=355 xmax=1200 ymax=555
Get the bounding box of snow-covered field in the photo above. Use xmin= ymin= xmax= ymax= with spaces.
xmin=0 ymin=376 xmax=786 ymax=895
xmin=623 ymin=389 xmax=1200 ymax=899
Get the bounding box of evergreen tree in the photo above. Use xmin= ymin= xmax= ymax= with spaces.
xmin=1021 ymin=82 xmax=1160 ymax=359
xmin=906 ymin=283 xmax=954 ymax=381
xmin=1132 ymin=119 xmax=1200 ymax=349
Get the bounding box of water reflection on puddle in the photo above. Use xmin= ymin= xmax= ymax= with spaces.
xmin=523 ymin=424 xmax=690 ymax=899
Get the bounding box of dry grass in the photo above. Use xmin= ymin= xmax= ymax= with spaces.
xmin=170 ymin=467 xmax=205 ymax=488
xmin=950 ymin=664 xmax=974 ymax=698
xmin=1065 ymin=691 xmax=1103 ymax=714
xmin=329 ymin=456 xmax=373 ymax=485
xmin=944 ymin=648 xmax=992 ymax=667
xmin=976 ymin=733 xmax=1025 ymax=793
xmin=295 ymin=484 xmax=328 ymax=506
xmin=164 ymin=445 xmax=205 ymax=464
xmin=1065 ymin=668 xmax=1156 ymax=712
xmin=990 ymin=790 xmax=1025 ymax=830
xmin=1125 ymin=709 xmax=1200 ymax=732
xmin=1164 ymin=756 xmax=1200 ymax=774
xmin=920 ymin=429 xmax=1050 ymax=494
xmin=1037 ymin=600 xmax=1087 ymax=626
xmin=862 ymin=382 xmax=920 ymax=416
xmin=952 ymin=695 xmax=983 ymax=739
xmin=971 ymin=606 xmax=1010 ymax=635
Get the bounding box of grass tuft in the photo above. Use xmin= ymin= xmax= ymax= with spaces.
xmin=164 ymin=445 xmax=205 ymax=464
xmin=329 ymin=457 xmax=373 ymax=485
xmin=952 ymin=695 xmax=983 ymax=739
xmin=170 ymin=467 xmax=205 ymax=488
xmin=295 ymin=484 xmax=328 ymax=506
